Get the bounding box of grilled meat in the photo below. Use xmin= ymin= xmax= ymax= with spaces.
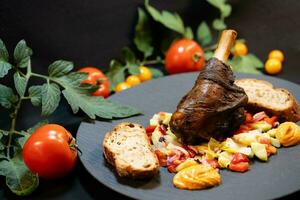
xmin=169 ymin=58 xmax=248 ymax=144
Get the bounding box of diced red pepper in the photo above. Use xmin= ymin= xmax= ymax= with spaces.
xmin=155 ymin=150 xmax=167 ymax=167
xmin=231 ymin=153 xmax=249 ymax=164
xmin=265 ymin=144 xmax=277 ymax=156
xmin=263 ymin=116 xmax=278 ymax=127
xmin=245 ymin=112 xmax=253 ymax=123
xmin=234 ymin=124 xmax=252 ymax=134
xmin=159 ymin=124 xmax=167 ymax=135
xmin=167 ymin=164 xmax=177 ymax=173
xmin=258 ymin=137 xmax=271 ymax=145
xmin=206 ymin=159 xmax=220 ymax=169
xmin=181 ymin=145 xmax=197 ymax=158
xmin=145 ymin=125 xmax=156 ymax=136
xmin=229 ymin=162 xmax=250 ymax=172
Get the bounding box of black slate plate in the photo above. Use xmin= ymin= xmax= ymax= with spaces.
xmin=76 ymin=73 xmax=300 ymax=200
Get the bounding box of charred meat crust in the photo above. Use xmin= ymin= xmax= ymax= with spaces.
xmin=170 ymin=58 xmax=248 ymax=144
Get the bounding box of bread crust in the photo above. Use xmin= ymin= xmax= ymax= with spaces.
xmin=103 ymin=122 xmax=159 ymax=179
xmin=235 ymin=79 xmax=300 ymax=122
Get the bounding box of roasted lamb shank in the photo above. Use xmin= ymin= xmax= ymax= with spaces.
xmin=169 ymin=30 xmax=248 ymax=144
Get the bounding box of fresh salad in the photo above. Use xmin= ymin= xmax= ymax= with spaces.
xmin=146 ymin=111 xmax=297 ymax=174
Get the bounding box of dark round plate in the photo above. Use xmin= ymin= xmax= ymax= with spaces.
xmin=76 ymin=73 xmax=300 ymax=200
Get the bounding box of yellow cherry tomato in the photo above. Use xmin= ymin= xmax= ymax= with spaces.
xmin=126 ymin=75 xmax=141 ymax=86
xmin=233 ymin=42 xmax=248 ymax=57
xmin=265 ymin=58 xmax=282 ymax=75
xmin=268 ymin=50 xmax=284 ymax=62
xmin=138 ymin=66 xmax=152 ymax=82
xmin=115 ymin=82 xmax=131 ymax=93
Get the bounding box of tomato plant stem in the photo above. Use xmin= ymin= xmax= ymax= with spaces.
xmin=7 ymin=97 xmax=23 ymax=158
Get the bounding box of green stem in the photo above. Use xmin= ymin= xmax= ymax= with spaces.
xmin=140 ymin=59 xmax=164 ymax=66
xmin=7 ymin=98 xmax=23 ymax=158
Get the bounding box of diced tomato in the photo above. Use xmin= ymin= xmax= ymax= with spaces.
xmin=206 ymin=159 xmax=220 ymax=169
xmin=145 ymin=125 xmax=156 ymax=136
xmin=265 ymin=144 xmax=277 ymax=156
xmin=181 ymin=145 xmax=197 ymax=158
xmin=234 ymin=124 xmax=252 ymax=134
xmin=259 ymin=137 xmax=271 ymax=145
xmin=159 ymin=125 xmax=167 ymax=135
xmin=263 ymin=116 xmax=278 ymax=127
xmin=231 ymin=153 xmax=249 ymax=164
xmin=253 ymin=111 xmax=267 ymax=122
xmin=155 ymin=150 xmax=167 ymax=167
xmin=229 ymin=162 xmax=250 ymax=172
xmin=167 ymin=164 xmax=177 ymax=173
xmin=245 ymin=112 xmax=253 ymax=123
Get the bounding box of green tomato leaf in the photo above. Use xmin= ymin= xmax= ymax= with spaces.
xmin=13 ymin=40 xmax=33 ymax=68
xmin=222 ymin=4 xmax=232 ymax=18
xmin=41 ymin=83 xmax=61 ymax=116
xmin=197 ymin=21 xmax=212 ymax=46
xmin=48 ymin=60 xmax=74 ymax=77
xmin=227 ymin=55 xmax=262 ymax=74
xmin=212 ymin=19 xmax=226 ymax=30
xmin=149 ymin=67 xmax=164 ymax=78
xmin=0 ymin=39 xmax=9 ymax=62
xmin=0 ymin=84 xmax=17 ymax=109
xmin=0 ymin=129 xmax=9 ymax=136
xmin=145 ymin=0 xmax=185 ymax=34
xmin=0 ymin=153 xmax=39 ymax=196
xmin=204 ymin=51 xmax=214 ymax=60
xmin=207 ymin=0 xmax=232 ymax=18
xmin=247 ymin=54 xmax=264 ymax=69
xmin=184 ymin=27 xmax=194 ymax=39
xmin=16 ymin=131 xmax=30 ymax=148
xmin=134 ymin=8 xmax=154 ymax=58
xmin=128 ymin=63 xmax=140 ymax=75
xmin=13 ymin=72 xmax=28 ymax=96
xmin=55 ymin=72 xmax=141 ymax=119
xmin=106 ymin=60 xmax=126 ymax=91
xmin=62 ymin=86 xmax=141 ymax=119
xmin=122 ymin=47 xmax=136 ymax=66
xmin=16 ymin=120 xmax=48 ymax=148
xmin=0 ymin=60 xmax=12 ymax=78
xmin=28 ymin=85 xmax=42 ymax=107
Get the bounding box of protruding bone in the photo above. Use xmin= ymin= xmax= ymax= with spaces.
xmin=214 ymin=30 xmax=237 ymax=62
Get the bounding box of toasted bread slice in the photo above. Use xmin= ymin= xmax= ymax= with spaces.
xmin=235 ymin=78 xmax=300 ymax=122
xmin=103 ymin=122 xmax=159 ymax=179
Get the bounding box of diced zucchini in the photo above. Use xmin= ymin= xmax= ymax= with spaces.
xmin=233 ymin=130 xmax=261 ymax=146
xmin=221 ymin=138 xmax=252 ymax=156
xmin=251 ymin=142 xmax=268 ymax=161
xmin=270 ymin=137 xmax=281 ymax=148
xmin=160 ymin=112 xmax=172 ymax=125
xmin=218 ymin=151 xmax=233 ymax=168
xmin=150 ymin=114 xmax=160 ymax=126
xmin=151 ymin=129 xmax=162 ymax=146
xmin=267 ymin=128 xmax=277 ymax=138
xmin=251 ymin=121 xmax=272 ymax=132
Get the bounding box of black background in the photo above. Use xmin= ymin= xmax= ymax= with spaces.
xmin=1 ymin=0 xmax=300 ymax=199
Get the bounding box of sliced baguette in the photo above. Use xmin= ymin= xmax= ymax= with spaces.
xmin=235 ymin=78 xmax=300 ymax=122
xmin=103 ymin=122 xmax=159 ymax=179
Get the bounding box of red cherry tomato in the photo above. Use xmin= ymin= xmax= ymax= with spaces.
xmin=229 ymin=162 xmax=250 ymax=172
xmin=231 ymin=153 xmax=249 ymax=164
xmin=165 ymin=39 xmax=205 ymax=74
xmin=23 ymin=124 xmax=77 ymax=179
xmin=145 ymin=125 xmax=156 ymax=136
xmin=78 ymin=67 xmax=110 ymax=97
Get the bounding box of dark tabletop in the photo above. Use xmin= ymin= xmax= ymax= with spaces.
xmin=1 ymin=0 xmax=300 ymax=199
